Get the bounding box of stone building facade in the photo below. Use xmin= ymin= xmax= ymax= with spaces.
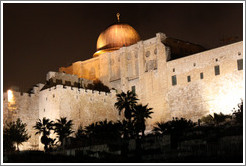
xmin=59 ymin=32 xmax=243 ymax=126
xmin=3 ymin=22 xmax=244 ymax=150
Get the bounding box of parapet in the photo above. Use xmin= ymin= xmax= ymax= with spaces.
xmin=46 ymin=71 xmax=79 ymax=82
xmin=41 ymin=84 xmax=117 ymax=99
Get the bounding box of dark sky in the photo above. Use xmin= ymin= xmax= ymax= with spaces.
xmin=3 ymin=3 xmax=243 ymax=92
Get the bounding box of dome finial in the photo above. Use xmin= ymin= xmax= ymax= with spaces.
xmin=116 ymin=13 xmax=120 ymax=22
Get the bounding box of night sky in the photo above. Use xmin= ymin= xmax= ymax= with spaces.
xmin=3 ymin=3 xmax=243 ymax=92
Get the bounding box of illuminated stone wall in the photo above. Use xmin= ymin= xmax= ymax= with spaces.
xmin=3 ymin=84 xmax=121 ymax=150
xmin=58 ymin=33 xmax=243 ymax=128
xmin=2 ymin=84 xmax=43 ymax=150
xmin=39 ymin=85 xmax=120 ymax=132
xmin=46 ymin=71 xmax=93 ymax=87
xmin=59 ymin=58 xmax=100 ymax=81
xmin=108 ymin=39 xmax=243 ymax=125
xmin=38 ymin=85 xmax=120 ymax=150
xmin=166 ymin=42 xmax=243 ymax=121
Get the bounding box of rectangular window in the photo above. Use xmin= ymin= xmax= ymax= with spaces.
xmin=132 ymin=86 xmax=136 ymax=94
xmin=214 ymin=65 xmax=220 ymax=75
xmin=237 ymin=59 xmax=243 ymax=70
xmin=200 ymin=72 xmax=204 ymax=79
xmin=187 ymin=76 xmax=191 ymax=82
xmin=172 ymin=75 xmax=177 ymax=86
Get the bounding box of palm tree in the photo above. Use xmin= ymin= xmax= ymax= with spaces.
xmin=153 ymin=117 xmax=195 ymax=134
xmin=53 ymin=117 xmax=74 ymax=146
xmin=84 ymin=122 xmax=97 ymax=138
xmin=116 ymin=119 xmax=129 ymax=139
xmin=201 ymin=113 xmax=232 ymax=126
xmin=153 ymin=117 xmax=195 ymax=149
xmin=115 ymin=119 xmax=133 ymax=157
xmin=132 ymin=104 xmax=153 ymax=138
xmin=115 ymin=90 xmax=138 ymax=122
xmin=75 ymin=125 xmax=87 ymax=139
xmin=153 ymin=121 xmax=172 ymax=135
xmin=33 ymin=117 xmax=54 ymax=151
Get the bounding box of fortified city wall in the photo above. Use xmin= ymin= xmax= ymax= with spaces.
xmin=38 ymin=85 xmax=120 ymax=150
xmin=3 ymin=75 xmax=121 ymax=150
xmin=39 ymin=85 xmax=119 ymax=132
xmin=3 ymin=84 xmax=44 ymax=150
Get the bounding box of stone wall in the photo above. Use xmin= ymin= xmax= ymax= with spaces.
xmin=59 ymin=58 xmax=100 ymax=81
xmin=3 ymin=84 xmax=44 ymax=150
xmin=38 ymin=85 xmax=121 ymax=142
xmin=46 ymin=71 xmax=93 ymax=87
xmin=57 ymin=33 xmax=243 ymax=128
xmin=38 ymin=85 xmax=121 ymax=149
xmin=3 ymin=84 xmax=121 ymax=150
xmin=167 ymin=42 xmax=243 ymax=121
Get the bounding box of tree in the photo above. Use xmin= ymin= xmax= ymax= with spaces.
xmin=75 ymin=125 xmax=87 ymax=140
xmin=153 ymin=117 xmax=195 ymax=149
xmin=153 ymin=117 xmax=195 ymax=134
xmin=85 ymin=80 xmax=110 ymax=93
xmin=54 ymin=117 xmax=74 ymax=146
xmin=33 ymin=117 xmax=54 ymax=151
xmin=132 ymin=104 xmax=153 ymax=138
xmin=114 ymin=119 xmax=133 ymax=157
xmin=200 ymin=114 xmax=214 ymax=125
xmin=213 ymin=112 xmax=231 ymax=125
xmin=116 ymin=119 xmax=131 ymax=139
xmin=84 ymin=119 xmax=121 ymax=142
xmin=201 ymin=112 xmax=232 ymax=126
xmin=3 ymin=118 xmax=30 ymax=151
xmin=153 ymin=121 xmax=172 ymax=135
xmin=3 ymin=130 xmax=15 ymax=152
xmin=115 ymin=90 xmax=139 ymax=122
xmin=233 ymin=100 xmax=243 ymax=125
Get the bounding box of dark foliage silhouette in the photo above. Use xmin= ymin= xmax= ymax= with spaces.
xmin=132 ymin=104 xmax=153 ymax=138
xmin=153 ymin=117 xmax=195 ymax=149
xmin=153 ymin=117 xmax=195 ymax=135
xmin=115 ymin=90 xmax=138 ymax=122
xmin=54 ymin=117 xmax=74 ymax=146
xmin=201 ymin=112 xmax=232 ymax=126
xmin=3 ymin=118 xmax=30 ymax=152
xmin=84 ymin=119 xmax=121 ymax=142
xmin=233 ymin=100 xmax=243 ymax=125
xmin=33 ymin=117 xmax=54 ymax=151
xmin=85 ymin=80 xmax=110 ymax=93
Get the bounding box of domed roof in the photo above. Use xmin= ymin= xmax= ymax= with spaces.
xmin=94 ymin=14 xmax=140 ymax=57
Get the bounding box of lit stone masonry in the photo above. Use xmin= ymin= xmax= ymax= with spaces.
xmin=3 ymin=81 xmax=121 ymax=151
xmin=3 ymin=84 xmax=43 ymax=150
xmin=60 ymin=32 xmax=243 ymax=128
xmin=3 ymin=31 xmax=243 ymax=150
xmin=166 ymin=42 xmax=244 ymax=121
